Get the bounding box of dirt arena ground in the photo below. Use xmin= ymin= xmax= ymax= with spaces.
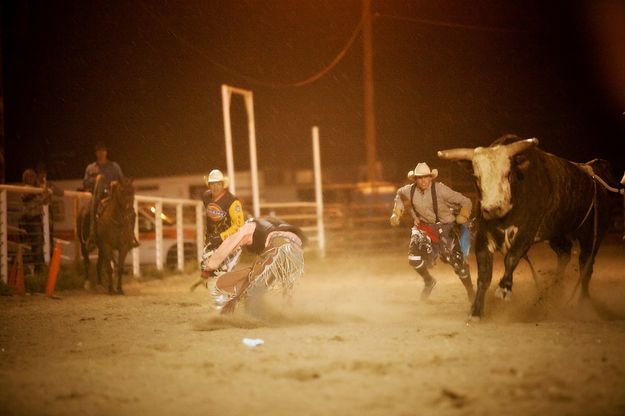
xmin=1 ymin=241 xmax=625 ymax=416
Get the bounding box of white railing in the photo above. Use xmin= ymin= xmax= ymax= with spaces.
xmin=132 ymin=195 xmax=204 ymax=276
xmin=1 ymin=184 xmax=326 ymax=284
xmin=0 ymin=185 xmax=91 ymax=283
xmin=259 ymin=201 xmax=325 ymax=256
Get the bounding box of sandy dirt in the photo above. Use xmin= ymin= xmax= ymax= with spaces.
xmin=1 ymin=241 xmax=625 ymax=416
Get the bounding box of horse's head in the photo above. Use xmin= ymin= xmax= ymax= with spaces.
xmin=110 ymin=178 xmax=135 ymax=213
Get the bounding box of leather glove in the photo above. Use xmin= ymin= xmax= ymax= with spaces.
xmin=455 ymin=206 xmax=471 ymax=225
xmin=390 ymin=213 xmax=400 ymax=227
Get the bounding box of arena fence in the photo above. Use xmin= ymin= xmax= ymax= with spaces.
xmin=259 ymin=201 xmax=326 ymax=257
xmin=0 ymin=184 xmax=91 ymax=283
xmin=1 ymin=181 xmax=404 ymax=285
xmin=0 ymin=184 xmax=328 ymax=284
xmin=132 ymin=195 xmax=204 ymax=275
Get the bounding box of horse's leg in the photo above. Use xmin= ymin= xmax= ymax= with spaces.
xmin=80 ymin=242 xmax=91 ymax=290
xmin=116 ymin=249 xmax=126 ymax=295
xmin=107 ymin=254 xmax=114 ymax=294
xmin=77 ymin=213 xmax=91 ymax=289
xmin=96 ymin=249 xmax=104 ymax=287
xmin=99 ymin=245 xmax=114 ymax=294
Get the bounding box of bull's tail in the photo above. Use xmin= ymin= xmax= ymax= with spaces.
xmin=578 ymin=159 xmax=625 ymax=195
xmin=593 ymin=175 xmax=625 ymax=195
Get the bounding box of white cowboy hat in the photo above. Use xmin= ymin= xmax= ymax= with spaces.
xmin=204 ymin=169 xmax=230 ymax=188
xmin=407 ymin=162 xmax=438 ymax=180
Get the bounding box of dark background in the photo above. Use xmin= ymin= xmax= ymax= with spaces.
xmin=2 ymin=0 xmax=625 ymax=184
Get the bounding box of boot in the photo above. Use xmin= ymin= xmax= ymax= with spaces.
xmin=208 ymin=277 xmax=233 ymax=311
xmin=416 ymin=267 xmax=436 ymax=300
xmin=421 ymin=278 xmax=437 ymax=300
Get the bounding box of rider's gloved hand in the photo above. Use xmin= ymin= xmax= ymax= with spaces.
xmin=389 ymin=213 xmax=400 ymax=227
xmin=455 ymin=206 xmax=471 ymax=225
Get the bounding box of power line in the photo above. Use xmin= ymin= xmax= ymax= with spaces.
xmin=291 ymin=18 xmax=362 ymax=87
xmin=138 ymin=0 xmax=363 ymax=89
xmin=375 ymin=12 xmax=527 ymax=33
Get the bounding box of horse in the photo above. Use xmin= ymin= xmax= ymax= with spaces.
xmin=77 ymin=175 xmax=136 ymax=294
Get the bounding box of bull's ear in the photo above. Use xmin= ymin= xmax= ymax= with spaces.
xmin=513 ymin=154 xmax=530 ymax=171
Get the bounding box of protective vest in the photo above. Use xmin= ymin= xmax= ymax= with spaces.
xmin=246 ymin=218 xmax=306 ymax=254
xmin=203 ymin=190 xmax=242 ymax=240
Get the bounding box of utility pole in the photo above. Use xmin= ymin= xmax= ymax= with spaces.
xmin=362 ymin=0 xmax=378 ymax=183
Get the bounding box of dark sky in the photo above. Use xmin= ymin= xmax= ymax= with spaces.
xmin=3 ymin=0 xmax=625 ymax=183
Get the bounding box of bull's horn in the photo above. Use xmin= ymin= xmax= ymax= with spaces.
xmin=437 ymin=148 xmax=475 ymax=161
xmin=505 ymin=138 xmax=538 ymax=157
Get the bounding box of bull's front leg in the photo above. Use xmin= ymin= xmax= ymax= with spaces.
xmin=470 ymin=239 xmax=494 ymax=319
xmin=495 ymin=239 xmax=532 ymax=301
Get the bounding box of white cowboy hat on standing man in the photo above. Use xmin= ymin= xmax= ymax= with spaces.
xmin=407 ymin=162 xmax=438 ymax=180
xmin=204 ymin=169 xmax=230 ymax=188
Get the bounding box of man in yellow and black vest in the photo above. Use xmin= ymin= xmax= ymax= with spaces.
xmin=198 ymin=169 xmax=246 ymax=281
xmin=202 ymin=169 xmax=245 ymax=248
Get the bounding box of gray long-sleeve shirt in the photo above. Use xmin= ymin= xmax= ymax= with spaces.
xmin=393 ymin=181 xmax=472 ymax=225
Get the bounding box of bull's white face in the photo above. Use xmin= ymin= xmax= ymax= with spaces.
xmin=472 ymin=146 xmax=513 ymax=219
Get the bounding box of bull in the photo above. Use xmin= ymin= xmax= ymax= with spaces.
xmin=438 ymin=134 xmax=623 ymax=319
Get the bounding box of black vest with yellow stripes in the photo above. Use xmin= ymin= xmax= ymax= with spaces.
xmin=203 ymin=190 xmax=239 ymax=239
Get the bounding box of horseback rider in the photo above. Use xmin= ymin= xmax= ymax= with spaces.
xmin=390 ymin=162 xmax=475 ymax=301
xmin=82 ymin=142 xmax=138 ymax=248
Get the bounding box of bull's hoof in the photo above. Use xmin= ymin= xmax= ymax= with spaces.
xmin=113 ymin=289 xmax=124 ymax=296
xmin=495 ymin=287 xmax=512 ymax=300
xmin=467 ymin=304 xmax=482 ymax=324
xmin=83 ymin=281 xmax=92 ymax=291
